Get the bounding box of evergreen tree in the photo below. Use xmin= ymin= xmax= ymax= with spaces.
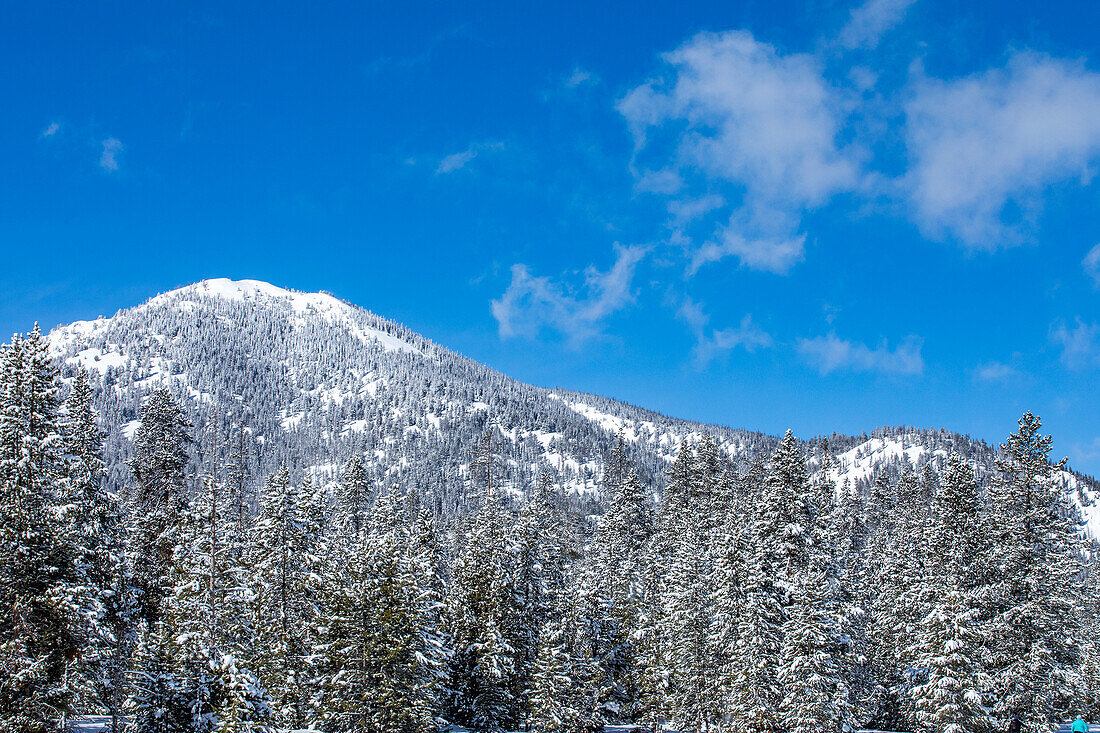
xmin=321 ymin=486 xmax=446 ymax=732
xmin=708 ymin=461 xmax=753 ymax=733
xmin=583 ymin=434 xmax=653 ymax=722
xmin=337 ymin=455 xmax=370 ymax=545
xmin=528 ymin=602 xmax=601 ymax=733
xmin=129 ymin=387 xmax=192 ymax=625
xmin=507 ymin=474 xmax=571 ymax=727
xmin=988 ymin=413 xmax=1085 ymax=731
xmin=65 ymin=367 xmax=136 ymax=731
xmin=909 ymin=453 xmax=992 ymax=733
xmin=445 ymin=490 xmax=518 ymax=731
xmin=249 ymin=467 xmax=319 ymax=730
xmin=0 ymin=327 xmax=84 ymax=733
xmin=210 ymin=654 xmax=272 ymax=733
xmin=126 ymin=621 xmax=191 ymax=733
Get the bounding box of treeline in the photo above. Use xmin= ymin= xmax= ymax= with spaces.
xmin=2 ymin=324 xmax=1099 ymax=733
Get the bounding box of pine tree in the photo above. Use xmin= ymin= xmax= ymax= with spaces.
xmin=709 ymin=460 xmax=769 ymax=733
xmin=528 ymin=602 xmax=601 ymax=733
xmin=224 ymin=422 xmax=255 ymax=554
xmin=988 ymin=413 xmax=1085 ymax=731
xmin=778 ymin=566 xmax=850 ymax=733
xmin=909 ymin=453 xmax=992 ymax=733
xmin=64 ymin=367 xmax=135 ymax=731
xmin=210 ymin=654 xmax=272 ymax=733
xmin=446 ymin=491 xmax=518 ymax=731
xmin=249 ymin=467 xmax=319 ymax=730
xmin=337 ymin=455 xmax=370 ymax=545
xmin=169 ymin=455 xmax=244 ymax=732
xmin=508 ymin=474 xmax=572 ymax=727
xmin=583 ymin=434 xmax=653 ymax=722
xmin=656 ymin=441 xmax=715 ymax=730
xmin=0 ymin=327 xmax=84 ymax=733
xmin=129 ymin=387 xmax=192 ymax=625
xmin=321 ymin=488 xmax=446 ymax=732
xmin=125 ymin=621 xmax=191 ymax=733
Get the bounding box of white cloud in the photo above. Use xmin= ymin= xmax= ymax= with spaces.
xmin=491 ymin=245 xmax=647 ymax=345
xmin=1073 ymin=437 xmax=1100 ymax=466
xmin=973 ymin=361 xmax=1017 ymax=382
xmin=99 ymin=137 xmax=123 ymax=171
xmin=668 ymin=194 xmax=725 ymax=226
xmin=1051 ymin=319 xmax=1100 ymax=370
xmin=635 ymin=168 xmax=683 ymax=194
xmin=689 ymin=230 xmax=806 ymax=275
xmin=678 ymin=297 xmax=773 ymax=364
xmin=839 ymin=0 xmax=918 ymax=50
xmin=713 ymin=315 xmax=773 ymax=352
xmin=618 ymin=30 xmax=860 ymax=275
xmin=41 ymin=122 xmax=59 ymax=138
xmin=565 ymin=66 xmax=597 ymax=88
xmin=797 ymin=333 xmax=923 ymax=375
xmin=437 ymin=140 xmax=506 ymax=173
xmin=904 ymin=53 xmax=1100 ymax=248
xmin=435 ymin=142 xmax=503 ymax=175
xmin=1084 ymin=243 xmax=1100 ymax=286
xmin=436 ymin=149 xmax=478 ymax=174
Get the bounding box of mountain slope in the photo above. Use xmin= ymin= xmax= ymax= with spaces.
xmin=46 ymin=278 xmax=1099 ymax=531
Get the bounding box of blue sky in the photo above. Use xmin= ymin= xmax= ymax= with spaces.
xmin=4 ymin=0 xmax=1100 ymax=474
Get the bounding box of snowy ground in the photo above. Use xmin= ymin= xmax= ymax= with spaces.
xmin=65 ymin=717 xmax=1100 ymax=732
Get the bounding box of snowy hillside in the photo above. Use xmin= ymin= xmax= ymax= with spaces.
xmin=827 ymin=433 xmax=1100 ymax=538
xmin=46 ymin=278 xmax=1100 ymax=531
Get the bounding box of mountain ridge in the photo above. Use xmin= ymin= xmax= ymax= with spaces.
xmin=45 ymin=277 xmax=1099 ymax=532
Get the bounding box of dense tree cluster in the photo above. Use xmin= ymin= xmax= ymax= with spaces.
xmin=3 ymin=322 xmax=1099 ymax=733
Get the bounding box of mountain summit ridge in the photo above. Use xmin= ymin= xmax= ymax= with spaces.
xmin=44 ymin=277 xmax=1099 ymax=532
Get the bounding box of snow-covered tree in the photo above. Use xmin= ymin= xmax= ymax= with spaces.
xmin=529 ymin=604 xmax=601 ymax=733
xmin=988 ymin=413 xmax=1085 ymax=730
xmin=321 ymin=487 xmax=446 ymax=732
xmin=909 ymin=453 xmax=992 ymax=733
xmin=445 ymin=489 xmax=518 ymax=731
xmin=64 ymin=367 xmax=135 ymax=731
xmin=249 ymin=467 xmax=321 ymax=730
xmin=336 ymin=455 xmax=370 ymax=545
xmin=128 ymin=387 xmax=192 ymax=625
xmin=0 ymin=327 xmax=84 ymax=733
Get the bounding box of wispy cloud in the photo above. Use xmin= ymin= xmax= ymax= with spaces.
xmin=435 ymin=141 xmax=504 ymax=175
xmin=839 ymin=0 xmax=918 ymax=50
xmin=491 ymin=245 xmax=647 ymax=345
xmin=904 ymin=53 xmax=1100 ymax=248
xmin=436 ymin=149 xmax=478 ymax=174
xmin=364 ymin=23 xmax=472 ymax=77
xmin=635 ymin=168 xmax=683 ymax=195
xmin=564 ymin=66 xmax=598 ymax=89
xmin=618 ymin=30 xmax=861 ymax=275
xmin=678 ymin=297 xmax=773 ymax=364
xmin=1072 ymin=437 xmax=1100 ymax=467
xmin=973 ymin=361 xmax=1018 ymax=382
xmin=1084 ymin=243 xmax=1100 ymax=286
xmin=99 ymin=137 xmax=123 ymax=171
xmin=41 ymin=122 xmax=60 ymax=138
xmin=797 ymin=333 xmax=924 ymax=375
xmin=1051 ymin=318 xmax=1100 ymax=370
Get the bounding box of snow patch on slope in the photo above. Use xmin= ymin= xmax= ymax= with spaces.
xmin=828 ymin=436 xmax=946 ymax=488
xmin=828 ymin=436 xmax=1100 ymax=540
xmin=554 ymin=394 xmax=728 ymax=463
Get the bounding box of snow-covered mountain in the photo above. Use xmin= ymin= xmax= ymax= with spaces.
xmin=46 ymin=278 xmax=1100 ymax=531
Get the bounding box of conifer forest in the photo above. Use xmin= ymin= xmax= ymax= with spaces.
xmin=3 ymin=306 xmax=1100 ymax=733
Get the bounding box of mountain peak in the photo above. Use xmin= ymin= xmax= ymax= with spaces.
xmin=151 ymin=277 xmax=348 ymax=315
xmin=52 ymin=277 xmax=422 ymax=360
